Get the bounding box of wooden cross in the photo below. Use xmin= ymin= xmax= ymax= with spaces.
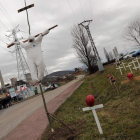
xmin=121 ymin=75 xmax=140 ymax=94
xmin=83 ymin=104 xmax=103 ymax=134
xmin=126 ymin=63 xmax=133 ymax=73
xmin=120 ymin=62 xmax=126 ymax=70
xmin=116 ymin=66 xmax=123 ymax=75
xmin=18 ymin=0 xmax=34 ymax=35
xmin=7 ymin=25 xmax=58 ymax=48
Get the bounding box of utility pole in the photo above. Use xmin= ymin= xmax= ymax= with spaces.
xmin=79 ymin=20 xmax=104 ymax=71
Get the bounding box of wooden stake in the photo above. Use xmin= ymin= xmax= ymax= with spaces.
xmin=114 ymin=82 xmax=119 ymax=94
xmin=24 ymin=0 xmax=31 ymax=35
xmin=39 ymin=84 xmax=54 ymax=132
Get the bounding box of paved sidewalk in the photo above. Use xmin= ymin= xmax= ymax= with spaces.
xmin=1 ymin=76 xmax=83 ymax=140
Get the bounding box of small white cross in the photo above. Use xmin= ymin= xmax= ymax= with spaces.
xmin=126 ymin=63 xmax=133 ymax=73
xmin=116 ymin=66 xmax=124 ymax=75
xmin=83 ymin=104 xmax=103 ymax=134
xmin=133 ymin=57 xmax=140 ymax=70
xmin=120 ymin=62 xmax=126 ymax=70
xmin=130 ymin=60 xmax=137 ymax=70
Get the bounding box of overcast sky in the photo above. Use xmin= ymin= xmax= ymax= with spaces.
xmin=0 ymin=0 xmax=140 ymax=84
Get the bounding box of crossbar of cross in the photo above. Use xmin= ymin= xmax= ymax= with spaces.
xmin=18 ymin=4 xmax=34 ymax=13
xmin=83 ymin=104 xmax=103 ymax=134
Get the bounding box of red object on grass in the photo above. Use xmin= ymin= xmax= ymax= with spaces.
xmin=107 ymin=75 xmax=110 ymax=78
xmin=111 ymin=76 xmax=114 ymax=79
xmin=86 ymin=95 xmax=95 ymax=107
xmin=127 ymin=73 xmax=133 ymax=79
xmin=111 ymin=79 xmax=116 ymax=83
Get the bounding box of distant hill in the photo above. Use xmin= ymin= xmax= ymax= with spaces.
xmin=69 ymin=65 xmax=87 ymax=71
xmin=45 ymin=71 xmax=75 ymax=77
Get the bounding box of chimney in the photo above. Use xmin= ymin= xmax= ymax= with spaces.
xmin=0 ymin=70 xmax=5 ymax=88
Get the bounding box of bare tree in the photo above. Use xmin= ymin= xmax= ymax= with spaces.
xmin=104 ymin=47 xmax=110 ymax=62
xmin=124 ymin=18 xmax=140 ymax=46
xmin=109 ymin=51 xmax=114 ymax=60
xmin=71 ymin=25 xmax=97 ymax=74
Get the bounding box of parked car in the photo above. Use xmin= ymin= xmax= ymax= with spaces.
xmin=119 ymin=53 xmax=127 ymax=61
xmin=132 ymin=50 xmax=140 ymax=57
xmin=123 ymin=51 xmax=136 ymax=59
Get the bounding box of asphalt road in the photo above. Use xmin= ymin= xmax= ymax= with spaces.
xmin=0 ymin=75 xmax=83 ymax=140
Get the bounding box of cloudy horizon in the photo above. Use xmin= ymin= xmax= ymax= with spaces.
xmin=0 ymin=0 xmax=140 ymax=84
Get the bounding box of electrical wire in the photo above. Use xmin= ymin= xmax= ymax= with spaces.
xmin=42 ymin=42 xmax=71 ymax=48
xmin=0 ymin=5 xmax=14 ymax=27
xmin=79 ymin=0 xmax=85 ymax=20
xmin=0 ymin=38 xmax=7 ymax=44
xmin=0 ymin=3 xmax=16 ymax=26
xmin=0 ymin=2 xmax=24 ymax=39
xmin=20 ymin=31 xmax=72 ymax=43
xmin=0 ymin=29 xmax=5 ymax=34
xmin=42 ymin=48 xmax=73 ymax=53
xmin=67 ymin=0 xmax=78 ymax=22
xmin=0 ymin=45 xmax=12 ymax=52
xmin=0 ymin=19 xmax=9 ymax=30
xmin=90 ymin=0 xmax=93 ymax=19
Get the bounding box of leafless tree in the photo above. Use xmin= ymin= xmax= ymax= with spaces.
xmin=103 ymin=47 xmax=110 ymax=62
xmin=124 ymin=18 xmax=140 ymax=46
xmin=71 ymin=25 xmax=97 ymax=74
xmin=109 ymin=51 xmax=114 ymax=60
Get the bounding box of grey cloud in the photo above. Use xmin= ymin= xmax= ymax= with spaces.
xmin=0 ymin=0 xmax=140 ymax=84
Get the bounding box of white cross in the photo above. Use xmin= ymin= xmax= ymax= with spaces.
xmin=83 ymin=104 xmax=103 ymax=134
xmin=126 ymin=63 xmax=133 ymax=73
xmin=116 ymin=66 xmax=123 ymax=75
xmin=130 ymin=60 xmax=137 ymax=70
xmin=120 ymin=62 xmax=126 ymax=70
xmin=134 ymin=57 xmax=140 ymax=70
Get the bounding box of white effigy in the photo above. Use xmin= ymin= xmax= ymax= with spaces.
xmin=14 ymin=29 xmax=49 ymax=83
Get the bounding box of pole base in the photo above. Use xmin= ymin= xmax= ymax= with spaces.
xmin=97 ymin=60 xmax=104 ymax=71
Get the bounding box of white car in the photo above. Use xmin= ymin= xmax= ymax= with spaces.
xmin=123 ymin=51 xmax=136 ymax=60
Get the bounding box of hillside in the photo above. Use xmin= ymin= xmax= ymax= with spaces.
xmin=45 ymin=71 xmax=75 ymax=77
xmin=42 ymin=58 xmax=140 ymax=140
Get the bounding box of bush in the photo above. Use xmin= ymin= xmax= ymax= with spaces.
xmin=103 ymin=59 xmax=115 ymax=66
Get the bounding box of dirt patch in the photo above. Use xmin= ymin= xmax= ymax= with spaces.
xmin=41 ymin=120 xmax=86 ymax=140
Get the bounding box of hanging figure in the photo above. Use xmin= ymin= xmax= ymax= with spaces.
xmin=13 ymin=28 xmax=50 ymax=83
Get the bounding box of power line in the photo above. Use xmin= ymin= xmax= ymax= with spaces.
xmin=79 ymin=0 xmax=85 ymax=20
xmin=0 ymin=38 xmax=7 ymax=44
xmin=0 ymin=5 xmax=14 ymax=27
xmin=90 ymin=0 xmax=93 ymax=19
xmin=0 ymin=29 xmax=5 ymax=34
xmin=0 ymin=19 xmax=9 ymax=30
xmin=0 ymin=3 xmax=24 ymax=39
xmin=42 ymin=48 xmax=73 ymax=53
xmin=42 ymin=42 xmax=71 ymax=48
xmin=0 ymin=3 xmax=16 ymax=26
xmin=0 ymin=45 xmax=12 ymax=52
xmin=20 ymin=31 xmax=72 ymax=43
xmin=67 ymin=0 xmax=78 ymax=22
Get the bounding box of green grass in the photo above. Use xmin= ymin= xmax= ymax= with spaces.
xmin=42 ymin=58 xmax=140 ymax=140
